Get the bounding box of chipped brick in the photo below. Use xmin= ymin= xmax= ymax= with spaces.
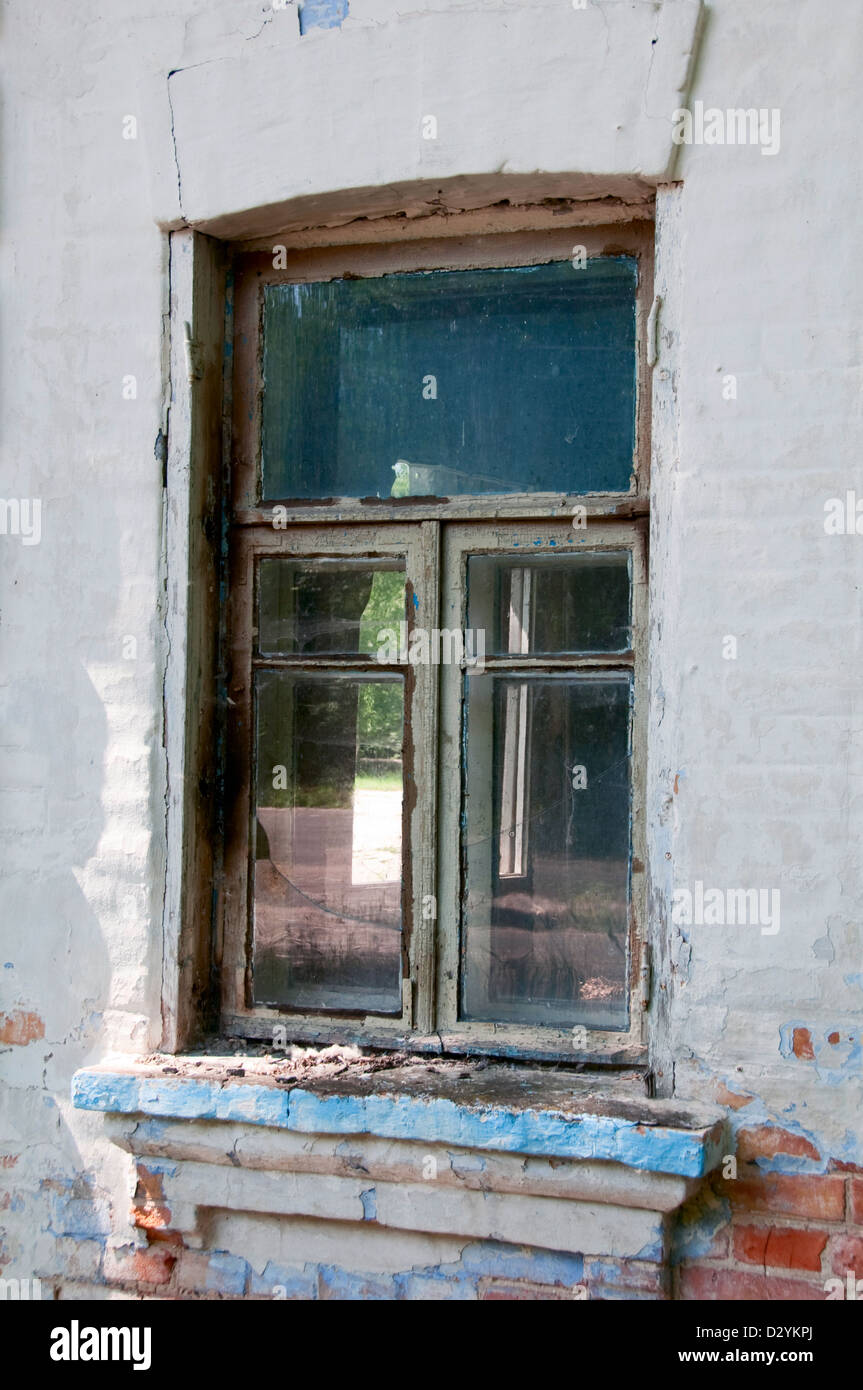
xmin=103 ymin=1241 xmax=176 ymax=1286
xmin=721 ymin=1171 xmax=845 ymax=1221
xmin=828 ymin=1234 xmax=863 ymax=1277
xmin=849 ymin=1176 xmax=863 ymax=1225
xmin=478 ymin=1278 xmax=583 ymax=1300
xmin=715 ymin=1082 xmax=754 ymax=1110
xmin=680 ymin=1268 xmax=825 ymax=1301
xmin=792 ymin=1028 xmax=815 ymax=1060
xmin=733 ymin=1223 xmax=828 ymax=1272
xmin=736 ymin=1125 xmax=820 ymax=1164
xmin=176 ymin=1248 xmax=248 ymax=1297
xmin=584 ymin=1258 xmax=668 ymax=1293
xmin=0 ymin=1010 xmax=44 ymax=1045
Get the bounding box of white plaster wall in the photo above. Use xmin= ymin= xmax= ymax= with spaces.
xmin=659 ymin=2 xmax=863 ymax=1161
xmin=0 ymin=0 xmax=861 ymax=1288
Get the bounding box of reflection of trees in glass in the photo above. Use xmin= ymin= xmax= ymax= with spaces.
xmin=358 ymin=572 xmax=405 ymax=773
xmin=358 ymin=569 xmax=404 ymax=652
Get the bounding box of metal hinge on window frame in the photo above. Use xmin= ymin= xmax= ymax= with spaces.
xmin=183 ymin=321 xmax=204 ymax=383
xmin=646 ymin=295 xmax=662 ymax=368
xmin=640 ymin=940 xmax=652 ymax=1010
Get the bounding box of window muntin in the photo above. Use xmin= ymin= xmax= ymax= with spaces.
xmin=260 ymin=259 xmax=637 ymax=502
xmin=222 ymin=225 xmax=651 ymax=1063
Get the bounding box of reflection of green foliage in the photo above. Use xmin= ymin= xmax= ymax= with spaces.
xmin=355 ymin=772 xmax=402 ymax=791
xmin=357 ymin=571 xmax=405 ymax=763
xmin=358 ymin=570 xmax=405 ymax=653
xmin=293 ymin=783 xmax=347 ymax=808
xmin=358 ymin=681 xmax=402 ymax=760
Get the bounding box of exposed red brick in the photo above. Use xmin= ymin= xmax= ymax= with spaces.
xmin=0 ymin=1010 xmax=44 ymax=1045
xmin=736 ymin=1125 xmax=820 ymax=1164
xmin=103 ymin=1242 xmax=176 ymax=1286
xmin=583 ymin=1258 xmax=667 ymax=1293
xmin=733 ymin=1223 xmax=828 ymax=1272
xmin=134 ymin=1164 xmax=167 ymax=1204
xmin=679 ymin=1268 xmax=825 ymax=1301
xmin=850 ymin=1177 xmax=863 ymax=1225
xmin=721 ymin=1171 xmax=845 ymax=1221
xmin=792 ymin=1027 xmax=815 ymax=1060
xmin=175 ymin=1250 xmax=213 ymax=1294
xmin=715 ymin=1082 xmax=754 ymax=1111
xmin=827 ymin=1032 xmax=840 ymax=1045
xmin=132 ymin=1203 xmax=180 ymax=1241
xmin=829 ymin=1234 xmax=863 ymax=1277
xmin=0 ymin=1156 xmax=18 ymax=1169
xmin=478 ymin=1278 xmax=584 ymax=1300
xmin=828 ymin=1159 xmax=863 ymax=1174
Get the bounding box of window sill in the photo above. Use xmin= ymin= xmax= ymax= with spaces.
xmin=73 ymin=1056 xmax=725 ymax=1261
xmin=73 ymin=1054 xmax=724 ymax=1180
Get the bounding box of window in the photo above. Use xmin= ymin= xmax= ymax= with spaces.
xmin=221 ymin=223 xmax=651 ymax=1062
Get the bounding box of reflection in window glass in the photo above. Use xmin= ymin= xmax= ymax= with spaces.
xmin=261 ymin=259 xmax=637 ymax=500
xmin=253 ymin=673 xmax=404 ymax=1013
xmin=462 ymin=675 xmax=631 ymax=1030
xmin=258 ymin=559 xmax=405 ymax=656
xmin=468 ymin=551 xmax=631 ymax=655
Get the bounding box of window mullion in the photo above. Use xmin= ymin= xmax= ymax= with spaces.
xmin=410 ymin=520 xmax=441 ymax=1034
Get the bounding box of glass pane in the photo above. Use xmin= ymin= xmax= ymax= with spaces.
xmin=461 ymin=675 xmax=631 ymax=1030
xmin=468 ymin=551 xmax=631 ymax=655
xmin=261 ymin=259 xmax=637 ymax=501
xmin=258 ymin=559 xmax=405 ymax=656
xmin=253 ymin=672 xmax=404 ymax=1013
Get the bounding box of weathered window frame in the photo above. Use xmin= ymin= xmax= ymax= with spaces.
xmin=436 ymin=518 xmax=648 ymax=1062
xmin=201 ymin=218 xmax=653 ymax=1063
xmin=221 ymin=521 xmax=440 ymax=1047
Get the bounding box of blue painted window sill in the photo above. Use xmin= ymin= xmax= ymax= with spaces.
xmin=72 ymin=1057 xmax=725 ymax=1181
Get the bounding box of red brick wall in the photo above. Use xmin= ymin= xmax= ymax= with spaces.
xmin=677 ymin=1135 xmax=863 ymax=1301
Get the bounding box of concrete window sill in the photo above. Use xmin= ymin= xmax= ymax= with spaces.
xmin=72 ymin=1056 xmax=725 ymax=1264
xmin=72 ymin=1054 xmax=724 ymax=1180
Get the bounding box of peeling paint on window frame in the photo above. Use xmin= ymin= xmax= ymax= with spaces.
xmin=164 ymin=210 xmax=654 ymax=1066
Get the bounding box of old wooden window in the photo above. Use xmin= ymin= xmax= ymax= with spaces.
xmin=221 ymin=222 xmax=651 ymax=1063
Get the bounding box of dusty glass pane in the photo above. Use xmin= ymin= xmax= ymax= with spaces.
xmin=261 ymin=259 xmax=637 ymax=500
xmin=461 ymin=675 xmax=631 ymax=1029
xmin=468 ymin=551 xmax=631 ymax=655
xmin=258 ymin=559 xmax=405 ymax=656
xmin=253 ymin=672 xmax=404 ymax=1013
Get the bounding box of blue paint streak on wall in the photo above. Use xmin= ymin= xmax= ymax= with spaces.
xmin=359 ymin=1187 xmax=377 ymax=1221
xmin=249 ymin=1261 xmax=318 ymax=1299
xmin=300 ymin=0 xmax=349 ymax=34
xmin=318 ymin=1265 xmax=396 ymax=1299
xmin=671 ymin=1189 xmax=731 ymax=1265
xmin=43 ymin=1176 xmax=112 ymax=1241
xmin=72 ymin=1069 xmax=721 ymax=1177
xmin=393 ymin=1240 xmax=585 ymax=1298
xmin=205 ymin=1250 xmax=250 ymax=1295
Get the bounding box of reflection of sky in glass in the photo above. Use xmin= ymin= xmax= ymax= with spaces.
xmin=262 ymin=259 xmax=637 ymax=500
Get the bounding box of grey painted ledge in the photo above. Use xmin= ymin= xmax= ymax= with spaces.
xmin=72 ymin=1058 xmax=726 ymax=1179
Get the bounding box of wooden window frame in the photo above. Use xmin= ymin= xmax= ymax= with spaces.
xmin=219 ymin=219 xmax=653 ymax=1065
xmin=436 ymin=519 xmax=648 ymax=1063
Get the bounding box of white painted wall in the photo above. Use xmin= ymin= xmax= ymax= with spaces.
xmin=1 ymin=0 xmax=861 ymax=1291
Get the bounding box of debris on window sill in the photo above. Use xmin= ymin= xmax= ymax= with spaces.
xmin=73 ymin=1048 xmax=725 ymax=1180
